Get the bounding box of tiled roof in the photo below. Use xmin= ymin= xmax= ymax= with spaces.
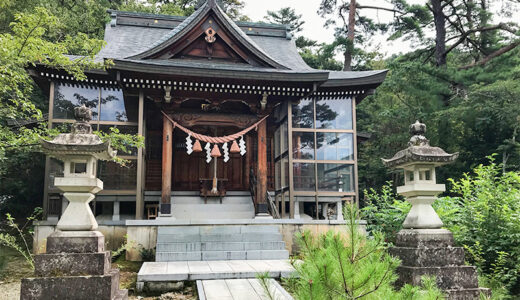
xmin=94 ymin=3 xmax=388 ymax=86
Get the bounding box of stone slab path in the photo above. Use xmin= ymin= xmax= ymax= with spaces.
xmin=197 ymin=278 xmax=294 ymax=300
xmin=137 ymin=259 xmax=295 ymax=283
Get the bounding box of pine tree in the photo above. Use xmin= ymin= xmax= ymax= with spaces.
xmin=287 ymin=204 xmax=444 ymax=299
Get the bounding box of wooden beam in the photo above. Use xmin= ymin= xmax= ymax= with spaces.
xmin=135 ymin=90 xmax=145 ymax=219
xmin=161 ymin=114 xmax=173 ymax=215
xmin=256 ymin=118 xmax=268 ymax=215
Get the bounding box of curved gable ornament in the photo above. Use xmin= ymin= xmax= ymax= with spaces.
xmin=125 ymin=0 xmax=288 ymax=69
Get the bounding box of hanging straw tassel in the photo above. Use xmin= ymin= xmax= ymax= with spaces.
xmin=193 ymin=139 xmax=202 ymax=152
xmin=211 ymin=144 xmax=222 ymax=158
xmin=230 ymin=140 xmax=240 ymax=153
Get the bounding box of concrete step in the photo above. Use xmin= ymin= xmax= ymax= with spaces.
xmin=157 ymin=233 xmax=284 ymax=243
xmin=172 ymin=197 xmax=252 ymax=205
xmin=156 ymin=241 xmax=286 ymax=252
xmin=158 ymin=225 xmax=280 ymax=235
xmin=172 ymin=204 xmax=253 ymax=212
xmin=156 ymin=250 xmax=290 ymax=262
xmin=197 ymin=279 xmax=294 ymax=300
xmin=171 ymin=211 xmax=255 ymax=220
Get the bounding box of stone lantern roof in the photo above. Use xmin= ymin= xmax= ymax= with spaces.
xmin=40 ymin=105 xmax=116 ymax=160
xmin=382 ymin=120 xmax=458 ymax=168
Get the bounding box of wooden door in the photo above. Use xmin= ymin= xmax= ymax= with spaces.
xmin=173 ymin=130 xmax=248 ymax=191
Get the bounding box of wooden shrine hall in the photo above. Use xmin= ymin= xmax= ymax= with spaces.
xmin=32 ymin=0 xmax=387 ymax=222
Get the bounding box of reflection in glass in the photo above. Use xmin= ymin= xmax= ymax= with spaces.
xmin=100 ymin=88 xmax=137 ymax=122
xmin=292 ymin=98 xmax=314 ymax=128
xmin=316 ymin=133 xmax=354 ymax=161
xmin=98 ymin=160 xmax=137 ymax=190
xmin=317 ymin=164 xmax=354 ymax=192
xmin=281 ymin=121 xmax=288 ymax=153
xmin=274 ymin=127 xmax=280 ymax=158
xmin=98 ymin=125 xmax=138 ymax=156
xmin=292 ymin=132 xmax=315 ymax=160
xmin=53 ymin=83 xmax=99 ymax=120
xmin=283 ymin=157 xmax=289 ymax=189
xmin=293 ymin=163 xmax=315 ymax=191
xmin=316 ymin=97 xmax=352 ymax=129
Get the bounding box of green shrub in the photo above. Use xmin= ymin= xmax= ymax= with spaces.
xmin=437 ymin=157 xmax=520 ymax=295
xmin=285 ymin=205 xmax=444 ymax=300
xmin=139 ymin=247 xmax=155 ymax=262
xmin=361 ymin=182 xmax=410 ymax=243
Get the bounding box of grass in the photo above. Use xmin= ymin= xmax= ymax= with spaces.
xmin=113 ymin=255 xmax=143 ymax=291
xmin=0 ymin=246 xmax=33 ymax=282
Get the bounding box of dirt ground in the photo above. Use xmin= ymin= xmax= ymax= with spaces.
xmin=0 ymin=247 xmax=196 ymax=300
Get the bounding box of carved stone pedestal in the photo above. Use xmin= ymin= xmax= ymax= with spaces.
xmin=20 ymin=231 xmax=128 ymax=300
xmin=390 ymin=229 xmax=490 ymax=299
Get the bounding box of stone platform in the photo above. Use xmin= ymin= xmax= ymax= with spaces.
xmin=21 ymin=231 xmax=127 ymax=300
xmin=137 ymin=259 xmax=295 ymax=291
xmin=390 ymin=229 xmax=489 ymax=299
xmin=197 ymin=278 xmax=293 ymax=300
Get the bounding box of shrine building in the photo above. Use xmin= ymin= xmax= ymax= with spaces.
xmin=31 ymin=0 xmax=387 ymax=230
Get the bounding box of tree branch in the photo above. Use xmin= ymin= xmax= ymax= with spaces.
xmin=459 ymin=40 xmax=520 ymax=69
xmin=356 ymin=5 xmax=405 ymax=15
xmin=444 ymin=23 xmax=518 ymax=56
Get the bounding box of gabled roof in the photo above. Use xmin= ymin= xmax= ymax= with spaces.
xmin=93 ymin=1 xmax=388 ymax=88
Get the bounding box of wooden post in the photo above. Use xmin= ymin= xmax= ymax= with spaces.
xmin=161 ymin=114 xmax=173 ymax=215
xmin=256 ymin=118 xmax=268 ymax=215
xmin=135 ymin=90 xmax=145 ymax=219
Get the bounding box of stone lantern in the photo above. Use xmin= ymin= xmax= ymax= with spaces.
xmin=41 ymin=104 xmax=115 ymax=231
xmin=21 ymin=105 xmax=128 ymax=300
xmin=383 ymin=121 xmax=488 ymax=299
xmin=382 ymin=120 xmax=458 ymax=229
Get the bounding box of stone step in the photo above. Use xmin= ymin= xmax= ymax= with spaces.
xmin=157 ymin=241 xmax=286 ymax=252
xmin=197 ymin=279 xmax=294 ymax=300
xmin=172 ymin=196 xmax=252 ymax=205
xmin=171 ymin=211 xmax=255 ymax=220
xmin=158 ymin=225 xmax=280 ymax=235
xmin=396 ymin=266 xmax=479 ymax=290
xmin=172 ymin=204 xmax=253 ymax=212
xmin=157 ymin=233 xmax=284 ymax=243
xmin=137 ymin=260 xmax=296 ymax=285
xmin=156 ymin=249 xmax=290 ymax=262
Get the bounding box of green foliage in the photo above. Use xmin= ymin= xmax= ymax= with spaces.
xmin=437 ymin=157 xmax=520 ymax=295
xmin=0 ymin=208 xmax=42 ymax=270
xmin=361 ymin=182 xmax=410 ymax=243
xmin=139 ymin=247 xmax=156 ymax=262
xmin=288 ymin=205 xmax=444 ymax=299
xmin=264 ymin=7 xmax=304 ymax=33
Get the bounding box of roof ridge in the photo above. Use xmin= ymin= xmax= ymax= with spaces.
xmin=108 ymin=9 xmax=290 ymax=30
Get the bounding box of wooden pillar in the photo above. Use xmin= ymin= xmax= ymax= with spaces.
xmin=256 ymin=119 xmax=268 ymax=215
xmin=135 ymin=90 xmax=145 ymax=219
xmin=161 ymin=114 xmax=173 ymax=215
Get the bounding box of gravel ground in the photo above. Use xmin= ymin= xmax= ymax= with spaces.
xmin=0 ymin=281 xmax=21 ymax=300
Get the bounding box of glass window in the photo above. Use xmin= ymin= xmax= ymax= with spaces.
xmin=292 ymin=132 xmax=315 ymax=160
xmin=274 ymin=127 xmax=280 ymax=158
xmin=281 ymin=121 xmax=288 ymax=153
xmin=317 ymin=164 xmax=354 ymax=192
xmin=316 ymin=133 xmax=354 ymax=161
xmin=98 ymin=160 xmax=137 ymax=190
xmin=316 ymin=97 xmax=352 ymax=129
xmin=98 ymin=125 xmax=138 ymax=156
xmin=53 ymin=83 xmax=99 ymax=120
xmin=275 ymin=161 xmax=281 ymax=190
xmin=292 ymin=98 xmax=314 ymax=128
xmin=282 ymin=157 xmax=289 ymax=189
xmin=293 ymin=163 xmax=315 ymax=191
xmin=100 ymin=88 xmax=138 ymax=122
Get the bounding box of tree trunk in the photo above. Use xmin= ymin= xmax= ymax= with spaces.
xmin=431 ymin=0 xmax=447 ymax=66
xmin=343 ymin=0 xmax=356 ymax=71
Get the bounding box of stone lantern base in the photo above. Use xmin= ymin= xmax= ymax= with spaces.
xmin=20 ymin=231 xmax=128 ymax=300
xmin=389 ymin=229 xmax=490 ymax=299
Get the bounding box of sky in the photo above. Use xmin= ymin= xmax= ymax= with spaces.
xmin=241 ymin=0 xmax=520 ymax=57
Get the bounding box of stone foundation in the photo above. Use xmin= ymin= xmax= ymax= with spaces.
xmin=390 ymin=229 xmax=490 ymax=299
xmin=21 ymin=231 xmax=128 ymax=300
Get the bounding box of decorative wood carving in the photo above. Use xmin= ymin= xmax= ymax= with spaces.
xmin=170 ymin=112 xmax=258 ymax=129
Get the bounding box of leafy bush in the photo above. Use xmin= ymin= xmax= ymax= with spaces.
xmin=285 ymin=205 xmax=444 ymax=299
xmin=361 ymin=182 xmax=410 ymax=243
xmin=437 ymin=157 xmax=520 ymax=295
xmin=0 ymin=208 xmax=42 ymax=269
xmin=139 ymin=247 xmax=155 ymax=262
